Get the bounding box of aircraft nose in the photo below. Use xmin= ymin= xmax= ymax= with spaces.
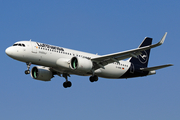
xmin=5 ymin=47 xmax=13 ymax=56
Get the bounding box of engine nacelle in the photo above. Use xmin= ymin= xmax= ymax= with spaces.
xmin=56 ymin=58 xmax=70 ymax=69
xmin=70 ymin=57 xmax=93 ymax=72
xmin=31 ymin=66 xmax=53 ymax=81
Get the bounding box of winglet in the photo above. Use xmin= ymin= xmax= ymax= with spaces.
xmin=158 ymin=32 xmax=167 ymax=45
xmin=149 ymin=32 xmax=167 ymax=48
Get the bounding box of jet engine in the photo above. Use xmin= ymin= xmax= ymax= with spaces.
xmin=31 ymin=66 xmax=53 ymax=81
xmin=56 ymin=58 xmax=70 ymax=69
xmin=70 ymin=57 xmax=93 ymax=72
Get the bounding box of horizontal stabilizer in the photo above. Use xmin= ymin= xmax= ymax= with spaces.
xmin=140 ymin=64 xmax=173 ymax=71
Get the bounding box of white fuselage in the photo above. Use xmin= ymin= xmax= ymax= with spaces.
xmin=5 ymin=33 xmax=172 ymax=88
xmin=6 ymin=41 xmax=131 ymax=79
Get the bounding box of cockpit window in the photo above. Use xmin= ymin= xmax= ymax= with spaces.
xmin=13 ymin=43 xmax=25 ymax=47
xmin=13 ymin=44 xmax=17 ymax=46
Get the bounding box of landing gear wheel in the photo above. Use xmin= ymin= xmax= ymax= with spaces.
xmin=63 ymin=82 xmax=68 ymax=88
xmin=63 ymin=81 xmax=72 ymax=88
xmin=67 ymin=81 xmax=72 ymax=87
xmin=25 ymin=62 xmax=31 ymax=75
xmin=89 ymin=75 xmax=98 ymax=82
xmin=62 ymin=73 xmax=72 ymax=88
xmin=94 ymin=75 xmax=98 ymax=82
xmin=25 ymin=70 xmax=30 ymax=75
xmin=90 ymin=76 xmax=94 ymax=82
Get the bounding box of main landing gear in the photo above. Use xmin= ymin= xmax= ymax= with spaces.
xmin=25 ymin=62 xmax=31 ymax=74
xmin=89 ymin=69 xmax=98 ymax=82
xmin=61 ymin=73 xmax=98 ymax=88
xmin=89 ymin=75 xmax=98 ymax=82
xmin=62 ymin=73 xmax=72 ymax=88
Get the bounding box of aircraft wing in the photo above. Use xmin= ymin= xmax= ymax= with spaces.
xmin=91 ymin=32 xmax=167 ymax=69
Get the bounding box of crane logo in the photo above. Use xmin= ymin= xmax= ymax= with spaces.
xmin=138 ymin=51 xmax=148 ymax=64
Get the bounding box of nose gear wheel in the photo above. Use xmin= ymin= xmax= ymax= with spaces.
xmin=25 ymin=62 xmax=31 ymax=74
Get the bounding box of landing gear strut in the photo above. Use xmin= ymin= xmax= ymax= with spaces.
xmin=25 ymin=62 xmax=31 ymax=74
xmin=62 ymin=73 xmax=72 ymax=88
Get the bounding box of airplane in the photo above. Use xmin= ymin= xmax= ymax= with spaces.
xmin=5 ymin=32 xmax=173 ymax=88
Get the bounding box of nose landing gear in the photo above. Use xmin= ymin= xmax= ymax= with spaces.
xmin=25 ymin=62 xmax=31 ymax=74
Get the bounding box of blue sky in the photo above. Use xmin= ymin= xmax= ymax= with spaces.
xmin=1 ymin=0 xmax=179 ymax=119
